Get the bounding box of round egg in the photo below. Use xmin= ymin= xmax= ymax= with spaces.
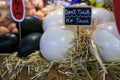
xmin=0 ymin=33 xmax=19 ymax=53
xmin=40 ymin=25 xmax=74 ymax=61
xmin=43 ymin=9 xmax=64 ymax=31
xmin=91 ymin=7 xmax=114 ymax=25
xmin=16 ymin=16 xmax=43 ymax=38
xmin=8 ymin=23 xmax=17 ymax=32
xmin=18 ymin=33 xmax=42 ymax=58
xmin=92 ymin=22 xmax=120 ymax=61
xmin=0 ymin=26 xmax=9 ymax=35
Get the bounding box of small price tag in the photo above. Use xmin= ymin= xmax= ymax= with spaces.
xmin=64 ymin=7 xmax=91 ymax=26
xmin=10 ymin=0 xmax=25 ymax=22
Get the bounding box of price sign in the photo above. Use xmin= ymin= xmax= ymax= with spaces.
xmin=64 ymin=7 xmax=91 ymax=25
xmin=10 ymin=0 xmax=25 ymax=22
xmin=113 ymin=0 xmax=120 ymax=34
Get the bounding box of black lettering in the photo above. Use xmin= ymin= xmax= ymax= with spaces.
xmin=14 ymin=0 xmax=21 ymax=5
xmin=13 ymin=11 xmax=22 ymax=16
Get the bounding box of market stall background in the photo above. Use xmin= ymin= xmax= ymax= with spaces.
xmin=0 ymin=0 xmax=120 ymax=80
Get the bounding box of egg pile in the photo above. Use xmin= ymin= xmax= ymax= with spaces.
xmin=0 ymin=0 xmax=118 ymax=62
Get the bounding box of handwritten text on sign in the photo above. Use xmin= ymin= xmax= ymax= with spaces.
xmin=10 ymin=0 xmax=25 ymax=22
xmin=64 ymin=7 xmax=91 ymax=25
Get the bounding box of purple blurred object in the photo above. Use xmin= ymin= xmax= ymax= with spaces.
xmin=62 ymin=2 xmax=71 ymax=7
xmin=71 ymin=0 xmax=81 ymax=4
